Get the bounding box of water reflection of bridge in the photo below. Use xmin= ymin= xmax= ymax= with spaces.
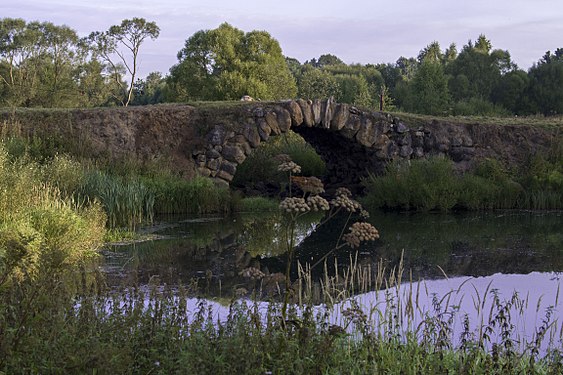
xmin=101 ymin=211 xmax=563 ymax=298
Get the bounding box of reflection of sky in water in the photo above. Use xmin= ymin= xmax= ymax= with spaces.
xmin=328 ymin=272 xmax=562 ymax=355
xmin=171 ymin=272 xmax=562 ymax=356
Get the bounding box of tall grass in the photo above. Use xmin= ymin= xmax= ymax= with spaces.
xmin=144 ymin=175 xmax=231 ymax=215
xmin=363 ymin=155 xmax=562 ymax=211
xmin=1 ymin=267 xmax=562 ymax=373
xmin=0 ymin=142 xmax=106 ymax=368
xmin=78 ymin=170 xmax=155 ymax=230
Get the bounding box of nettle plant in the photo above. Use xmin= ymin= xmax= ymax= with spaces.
xmin=275 ymin=154 xmax=379 ymax=319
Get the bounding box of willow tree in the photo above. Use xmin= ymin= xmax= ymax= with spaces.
xmin=167 ymin=23 xmax=297 ymax=101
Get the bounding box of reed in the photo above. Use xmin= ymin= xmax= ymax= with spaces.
xmin=363 ymin=155 xmax=562 ymax=211
xmin=145 ymin=175 xmax=231 ymax=215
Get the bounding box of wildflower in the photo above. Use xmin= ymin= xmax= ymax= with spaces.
xmin=335 ymin=187 xmax=352 ymax=197
xmin=343 ymin=222 xmax=379 ymax=248
xmin=330 ymin=194 xmax=361 ymax=212
xmin=239 ymin=267 xmax=265 ymax=280
xmin=278 ymin=161 xmax=301 ymax=174
xmin=291 ymin=175 xmax=325 ymax=194
xmin=279 ymin=197 xmax=310 ymax=213
xmin=306 ymin=195 xmax=330 ymax=211
xmin=360 ymin=209 xmax=370 ymax=219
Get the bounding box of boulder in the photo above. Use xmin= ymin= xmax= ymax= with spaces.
xmin=297 ymin=99 xmax=314 ymax=127
xmin=257 ymin=119 xmax=272 ymax=141
xmin=339 ymin=115 xmax=361 ymax=139
xmin=243 ymin=122 xmax=261 ymax=148
xmin=265 ymin=111 xmax=281 ymax=135
xmin=355 ymin=118 xmax=376 ymax=147
xmin=274 ymin=107 xmax=292 ymax=132
xmin=287 ymin=100 xmax=304 ymax=126
xmin=330 ymin=104 xmax=349 ymax=131
xmin=312 ymin=99 xmax=322 ymax=125
xmin=321 ymin=97 xmax=335 ymax=129
xmin=222 ymin=144 xmax=246 ymax=164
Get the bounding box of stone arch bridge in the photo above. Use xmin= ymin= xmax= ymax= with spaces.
xmin=190 ymin=98 xmax=554 ymax=190
xmin=2 ymin=99 xmax=558 ymax=191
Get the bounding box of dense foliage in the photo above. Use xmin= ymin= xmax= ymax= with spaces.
xmin=166 ymin=23 xmax=297 ymax=102
xmin=363 ymin=147 xmax=563 ymax=211
xmin=2 ymin=17 xmax=562 ymax=116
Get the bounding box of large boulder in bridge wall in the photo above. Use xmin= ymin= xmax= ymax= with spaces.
xmin=265 ymin=111 xmax=282 ymax=135
xmin=207 ymin=125 xmax=229 ymax=146
xmin=339 ymin=115 xmax=361 ymax=139
xmin=330 ymin=104 xmax=349 ymax=131
xmin=273 ymin=107 xmax=292 ymax=132
xmin=355 ymin=117 xmax=376 ymax=147
xmin=257 ymin=119 xmax=272 ymax=141
xmin=312 ymin=99 xmax=322 ymax=125
xmin=233 ymin=135 xmax=252 ymax=155
xmin=242 ymin=122 xmax=261 ymax=148
xmin=222 ymin=144 xmax=246 ymax=164
xmin=321 ymin=97 xmax=336 ymax=129
xmin=287 ymin=100 xmax=304 ymax=126
xmin=297 ymin=99 xmax=315 ymax=127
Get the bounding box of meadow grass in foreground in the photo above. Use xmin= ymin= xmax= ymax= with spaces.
xmin=1 ymin=270 xmax=562 ymax=374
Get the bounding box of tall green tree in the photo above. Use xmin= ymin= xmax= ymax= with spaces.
xmin=86 ymin=18 xmax=160 ymax=106
xmin=168 ymin=23 xmax=296 ymax=101
xmin=523 ymin=49 xmax=563 ymax=115
xmin=0 ymin=18 xmax=84 ymax=107
xmin=447 ymin=35 xmax=515 ymax=103
xmin=297 ymin=66 xmax=340 ymax=99
xmin=403 ymin=60 xmax=450 ymax=115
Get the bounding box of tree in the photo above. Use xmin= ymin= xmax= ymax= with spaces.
xmin=168 ymin=23 xmax=297 ymax=101
xmin=306 ymin=54 xmax=345 ymax=68
xmin=131 ymin=71 xmax=165 ymax=105
xmin=524 ymin=51 xmax=563 ymax=115
xmin=86 ymin=18 xmax=160 ymax=106
xmin=297 ymin=66 xmax=340 ymax=99
xmin=404 ymin=60 xmax=450 ymax=115
xmin=447 ymin=35 xmax=516 ymax=103
xmin=418 ymin=41 xmax=443 ymax=64
xmin=491 ymin=69 xmax=528 ymax=113
xmin=0 ymin=18 xmax=84 ymax=107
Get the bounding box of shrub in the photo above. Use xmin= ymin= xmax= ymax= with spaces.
xmin=232 ymin=130 xmax=326 ymax=190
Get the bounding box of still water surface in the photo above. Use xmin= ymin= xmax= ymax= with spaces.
xmin=102 ymin=210 xmax=562 ymax=289
xmin=102 ymin=210 xmax=563 ymax=353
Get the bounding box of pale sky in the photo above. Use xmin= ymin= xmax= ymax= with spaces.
xmin=3 ymin=0 xmax=563 ymax=78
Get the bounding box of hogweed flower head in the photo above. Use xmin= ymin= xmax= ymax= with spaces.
xmin=343 ymin=222 xmax=379 ymax=248
xmin=306 ymin=195 xmax=330 ymax=211
xmin=291 ymin=176 xmax=325 ymax=195
xmin=239 ymin=267 xmax=265 ymax=280
xmin=273 ymin=153 xmax=292 ymax=164
xmin=280 ymin=197 xmax=310 ymax=213
xmin=330 ymin=194 xmax=362 ymax=212
xmin=335 ymin=187 xmax=352 ymax=197
xmin=278 ymin=161 xmax=301 ymax=174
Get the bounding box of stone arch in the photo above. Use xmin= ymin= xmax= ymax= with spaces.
xmin=192 ymin=98 xmax=477 ymax=189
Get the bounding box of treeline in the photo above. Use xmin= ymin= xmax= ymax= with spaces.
xmin=1 ymin=18 xmax=562 ymax=116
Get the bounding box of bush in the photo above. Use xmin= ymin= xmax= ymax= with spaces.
xmin=452 ymin=97 xmax=511 ymax=116
xmin=232 ymin=130 xmax=326 ymax=190
xmin=363 ymin=157 xmax=460 ymax=211
xmin=363 ymin=156 xmax=540 ymax=211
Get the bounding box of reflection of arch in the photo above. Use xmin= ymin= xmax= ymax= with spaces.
xmin=194 ymin=98 xmax=450 ymax=190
